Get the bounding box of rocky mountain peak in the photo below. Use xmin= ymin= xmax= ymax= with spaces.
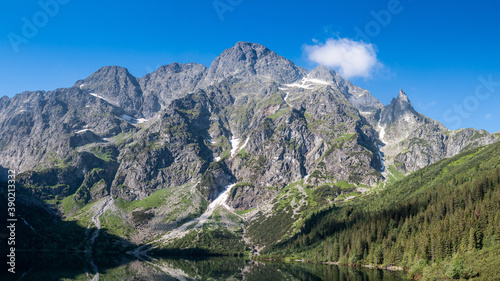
xmin=234 ymin=41 xmax=268 ymax=52
xmin=397 ymin=89 xmax=409 ymax=102
xmin=307 ymin=65 xmax=337 ymax=82
xmin=74 ymin=65 xmax=143 ymax=116
xmin=81 ymin=66 xmax=133 ymax=84
xmin=204 ymin=41 xmax=307 ymax=84
xmin=379 ymin=89 xmax=436 ymax=144
xmin=387 ymin=88 xmax=414 ymax=115
xmin=75 ymin=65 xmax=137 ymax=90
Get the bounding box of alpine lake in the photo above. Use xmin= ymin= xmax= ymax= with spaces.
xmin=4 ymin=252 xmax=407 ymax=281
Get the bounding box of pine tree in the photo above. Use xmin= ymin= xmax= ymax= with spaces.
xmin=468 ymin=227 xmax=477 ymax=251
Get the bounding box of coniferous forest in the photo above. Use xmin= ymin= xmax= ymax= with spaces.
xmin=262 ymin=141 xmax=500 ymax=280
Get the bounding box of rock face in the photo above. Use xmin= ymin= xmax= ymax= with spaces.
xmin=139 ymin=63 xmax=208 ymax=117
xmin=0 ymin=41 xmax=498 ymax=224
xmin=226 ymin=184 xmax=279 ymax=210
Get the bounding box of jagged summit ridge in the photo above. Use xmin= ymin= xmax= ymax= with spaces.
xmin=1 ymin=41 xmax=497 ymax=187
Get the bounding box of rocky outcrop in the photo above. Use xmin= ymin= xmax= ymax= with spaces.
xmin=226 ymin=184 xmax=279 ymax=210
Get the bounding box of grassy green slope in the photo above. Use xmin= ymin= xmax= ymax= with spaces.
xmin=262 ymin=141 xmax=500 ymax=280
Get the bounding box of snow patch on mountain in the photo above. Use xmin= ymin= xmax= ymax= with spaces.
xmin=240 ymin=138 xmax=249 ymax=151
xmin=304 ymin=78 xmax=331 ymax=85
xmin=89 ymin=93 xmax=112 ymax=103
xmin=283 ymin=77 xmax=332 ymax=90
xmin=208 ymin=183 xmax=235 ymax=211
xmin=377 ymin=122 xmax=387 ymax=144
xmin=120 ymin=114 xmax=148 ymax=124
xmin=230 ymin=137 xmax=241 ymax=157
xmin=376 ymin=122 xmax=387 ymax=172
xmin=155 ymin=183 xmax=237 ymax=243
xmin=360 ymin=111 xmax=374 ymax=115
xmin=283 ymin=82 xmax=313 ymax=89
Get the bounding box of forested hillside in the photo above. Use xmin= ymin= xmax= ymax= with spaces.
xmin=263 ymin=141 xmax=500 ymax=280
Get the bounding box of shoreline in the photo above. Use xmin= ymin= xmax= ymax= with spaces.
xmin=269 ymin=258 xmax=406 ymax=272
xmin=299 ymin=259 xmax=404 ymax=271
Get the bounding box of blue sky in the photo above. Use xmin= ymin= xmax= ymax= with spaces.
xmin=1 ymin=0 xmax=499 ymax=132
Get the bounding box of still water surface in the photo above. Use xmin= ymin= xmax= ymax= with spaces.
xmin=6 ymin=253 xmax=407 ymax=281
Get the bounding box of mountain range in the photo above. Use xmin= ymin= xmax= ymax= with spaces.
xmin=1 ymin=41 xmax=498 ymax=258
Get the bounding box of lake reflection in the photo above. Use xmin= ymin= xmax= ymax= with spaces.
xmin=5 ymin=252 xmax=407 ymax=281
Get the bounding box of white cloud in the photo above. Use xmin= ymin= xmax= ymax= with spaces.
xmin=485 ymin=114 xmax=492 ymax=119
xmin=304 ymin=38 xmax=381 ymax=79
